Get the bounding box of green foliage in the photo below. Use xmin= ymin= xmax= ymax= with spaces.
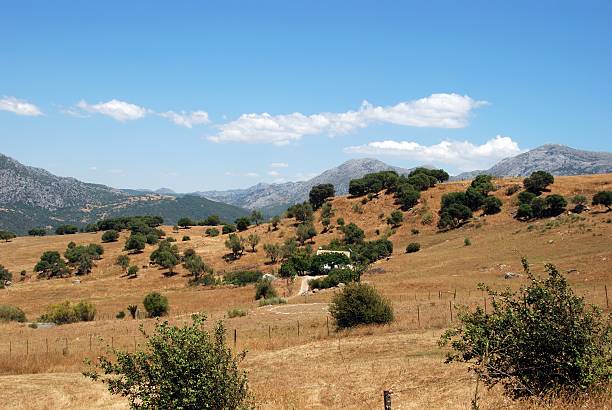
xmin=246 ymin=233 xmax=260 ymax=252
xmin=224 ymin=233 xmax=245 ymax=258
xmin=55 ymin=225 xmax=78 ymax=235
xmin=201 ymin=214 xmax=221 ymax=226
xmin=124 ymin=233 xmax=146 ymax=253
xmin=0 ymin=305 xmax=26 ymax=322
xmin=235 ymin=217 xmax=251 ymax=231
xmin=516 ymin=203 xmax=533 ymax=220
xmin=280 ymin=237 xmax=298 ymax=259
xmin=182 ymin=251 xmax=211 ymax=282
xmin=127 ymin=265 xmax=139 ymax=278
xmin=101 ymin=229 xmax=119 ymax=242
xmin=205 ymin=227 xmax=220 ymax=237
xmin=115 ymin=254 xmax=130 ymax=272
xmin=320 ymin=202 xmax=334 ymax=219
xmin=258 ymin=297 xmax=287 ymax=307
xmin=116 ymin=311 xmax=126 ymax=319
xmin=182 ymin=235 xmax=191 ymax=241
xmin=95 ymin=215 xmax=164 ymax=231
xmin=336 ymin=217 xmax=345 ymax=226
xmin=254 ymin=278 xmax=277 ymax=300
xmin=127 ymin=305 xmax=138 ymax=319
xmin=34 ymin=250 xmax=69 ymax=278
xmin=223 ymin=270 xmax=263 ymax=286
xmin=296 ymin=222 xmax=316 ymax=245
xmin=523 ymin=170 xmax=554 ymax=194
xmin=464 ymin=237 xmax=472 ymax=246
xmin=329 ymin=283 xmax=394 ymax=329
xmin=352 ymin=239 xmax=393 ymax=264
xmin=286 ymin=202 xmax=314 ymax=223
xmin=482 ymin=196 xmax=502 ymax=215
xmin=270 ymin=215 xmax=281 ymax=230
xmin=250 ymin=210 xmax=263 ymax=226
xmin=310 ymin=252 xmax=351 ymax=275
xmin=309 ymin=184 xmax=335 ymax=209
xmin=177 ymin=217 xmax=194 ymax=228
xmin=518 ymin=190 xmax=537 ymax=205
xmin=421 ymin=211 xmax=433 ymax=225
xmin=263 ymin=243 xmax=282 ymax=263
xmin=0 ymin=264 xmax=12 ymax=284
xmin=440 ymin=259 xmax=611 ymax=399
xmin=545 ymin=194 xmax=567 ymax=216
xmin=309 ymin=268 xmax=359 ymax=290
xmin=227 ymin=308 xmax=247 ymax=318
xmin=592 ymin=191 xmax=612 ymax=209
xmin=40 ymin=300 xmax=96 ymax=324
xmin=143 ymin=292 xmax=169 ymax=317
xmin=342 ymin=222 xmax=365 ymax=245
xmin=405 ymin=242 xmax=420 ymax=253
xmin=150 ymin=240 xmax=180 ymax=275
xmin=84 ymin=315 xmax=251 ymax=409
xmin=279 ymin=260 xmax=297 ymax=279
xmin=28 ymin=227 xmax=47 ymax=236
xmin=386 ymin=210 xmax=404 ymax=227
xmin=505 ymin=184 xmax=521 ymax=196
xmin=284 ymin=248 xmax=313 ymax=275
xmin=222 ymin=224 xmax=237 ymax=234
xmin=438 ymin=203 xmax=472 ymax=230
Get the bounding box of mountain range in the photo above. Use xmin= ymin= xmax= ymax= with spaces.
xmin=0 ymin=144 xmax=610 ymax=234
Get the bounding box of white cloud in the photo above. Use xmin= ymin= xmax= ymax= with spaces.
xmin=159 ymin=110 xmax=210 ymax=128
xmin=245 ymin=172 xmax=260 ymax=178
xmin=344 ymin=135 xmax=523 ymax=171
xmin=77 ymin=99 xmax=148 ymax=121
xmin=208 ymin=93 xmax=487 ymax=145
xmin=267 ymin=170 xmax=282 ymax=177
xmin=270 ymin=162 xmax=289 ymax=168
xmin=89 ymin=166 xmax=98 ymax=171
xmin=0 ymin=96 xmax=42 ymax=116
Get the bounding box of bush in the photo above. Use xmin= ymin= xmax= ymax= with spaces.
xmin=34 ymin=251 xmax=69 ymax=278
xmin=405 ymin=242 xmax=420 ymax=253
xmin=592 ymin=191 xmax=612 ymax=210
xmin=222 ymin=224 xmax=237 ymax=234
xmin=101 ymin=230 xmax=120 ymax=243
xmin=55 ymin=225 xmax=78 ymax=235
xmin=116 ymin=311 xmax=126 ymax=319
xmin=224 ymin=233 xmax=245 ymax=258
xmin=201 ymin=214 xmax=221 ymax=226
xmin=28 ymin=227 xmax=47 ymax=236
xmin=421 ymin=211 xmax=433 ymax=225
xmin=84 ymin=315 xmax=251 ymax=409
xmin=0 ymin=305 xmax=26 ymax=322
xmin=235 ymin=217 xmax=251 ymax=232
xmin=263 ymin=243 xmax=282 ymax=263
xmin=143 ymin=292 xmax=169 ymax=317
xmin=505 ymin=184 xmax=521 ymax=196
xmin=386 ymin=210 xmax=404 ymax=227
xmin=205 ymin=227 xmax=220 ymax=237
xmin=127 ymin=265 xmax=139 ymax=278
xmin=516 ymin=203 xmax=533 ymax=220
xmin=329 ymin=283 xmax=394 ymax=329
xmin=223 ymin=270 xmax=263 ymax=286
xmin=182 ymin=235 xmax=191 ymax=241
xmin=440 ymin=258 xmax=612 ymax=399
xmin=523 ymin=170 xmax=554 ymax=194
xmin=254 ymin=279 xmax=277 ymax=300
xmin=0 ymin=264 xmax=12 ymax=284
xmin=227 ymin=308 xmax=247 ymax=318
xmin=309 ymin=184 xmax=335 ymax=209
xmin=342 ymin=223 xmax=365 ymax=244
xmin=309 ymin=268 xmax=359 ymax=290
xmin=310 ymin=252 xmax=351 ymax=275
xmin=353 ymin=239 xmax=393 ymax=264
xmin=482 ymin=196 xmax=502 ymax=215
xmin=258 ymin=297 xmax=287 ymax=307
xmin=124 ymin=233 xmax=146 ymax=253
xmin=39 ymin=300 xmax=96 ymax=324
xmin=464 ymin=237 xmax=471 ymax=246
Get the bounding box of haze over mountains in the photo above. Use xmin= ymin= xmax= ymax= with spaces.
xmin=0 ymin=144 xmax=610 ymax=234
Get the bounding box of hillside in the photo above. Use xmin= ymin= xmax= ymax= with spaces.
xmin=0 ymin=174 xmax=610 ymax=409
xmin=198 ymin=158 xmax=417 ymax=213
xmin=453 ymin=144 xmax=612 ymax=180
xmin=0 ymin=154 xmax=249 ymax=234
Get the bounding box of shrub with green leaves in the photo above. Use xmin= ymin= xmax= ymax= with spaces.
xmin=405 ymin=242 xmax=420 ymax=253
xmin=223 ymin=270 xmax=263 ymax=286
xmin=258 ymin=297 xmax=287 ymax=307
xmin=34 ymin=251 xmax=69 ymax=278
xmin=0 ymin=264 xmax=12 ymax=285
xmin=309 ymin=268 xmax=359 ymax=290
xmin=205 ymin=227 xmax=220 ymax=237
xmin=0 ymin=305 xmax=26 ymax=322
xmin=592 ymin=191 xmax=612 ymax=210
xmin=101 ymin=229 xmax=120 ymax=243
xmin=39 ymin=300 xmax=96 ymax=324
xmin=222 ymin=224 xmax=237 ymax=234
xmin=329 ymin=283 xmax=394 ymax=329
xmin=254 ymin=278 xmax=277 ymax=300
xmin=143 ymin=292 xmax=169 ymax=317
xmin=227 ymin=308 xmax=247 ymax=318
xmin=84 ymin=315 xmax=251 ymax=409
xmin=440 ymin=258 xmax=611 ymax=399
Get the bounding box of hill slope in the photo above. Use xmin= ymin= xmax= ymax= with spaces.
xmin=197 ymin=158 xmax=417 ymax=213
xmin=453 ymin=144 xmax=612 ymax=179
xmin=0 ymin=154 xmax=248 ymax=234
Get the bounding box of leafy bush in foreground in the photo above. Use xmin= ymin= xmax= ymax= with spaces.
xmin=440 ymin=258 xmax=611 ymax=399
xmin=329 ymin=283 xmax=394 ymax=329
xmin=0 ymin=305 xmax=26 ymax=322
xmin=84 ymin=315 xmax=251 ymax=409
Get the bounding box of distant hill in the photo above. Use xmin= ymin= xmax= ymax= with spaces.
xmin=197 ymin=158 xmax=418 ymax=214
xmin=452 ymin=144 xmax=612 ymax=180
xmin=0 ymin=153 xmax=248 ymax=234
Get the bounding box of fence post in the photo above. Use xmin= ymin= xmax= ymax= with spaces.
xmin=233 ymin=329 xmax=237 ymax=350
xmin=297 ymin=321 xmax=300 ymax=337
xmin=417 ymin=305 xmax=420 ymax=328
xmin=9 ymin=340 xmax=11 ymax=357
xmin=605 ymin=285 xmax=609 ymax=309
xmin=26 ymin=339 xmax=29 ymax=356
xmin=449 ymin=300 xmax=453 ymax=323
xmin=438 ymin=290 xmax=441 ymax=299
xmin=89 ymin=334 xmax=92 ymax=352
xmin=268 ymin=325 xmax=271 ymax=340
xmin=383 ymin=390 xmax=392 ymax=410
xmin=326 ymin=316 xmax=329 ymax=336
xmin=484 ymin=297 xmax=487 ymax=314
xmin=454 ymin=289 xmax=457 ymax=300
xmin=46 ymin=338 xmax=49 ymax=354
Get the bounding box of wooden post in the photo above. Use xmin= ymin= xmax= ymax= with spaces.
xmin=383 ymin=390 xmax=392 ymax=410
xmin=9 ymin=340 xmax=11 ymax=357
xmin=326 ymin=316 xmax=329 ymax=336
xmin=606 ymin=285 xmax=609 ymax=309
xmin=417 ymin=305 xmax=420 ymax=328
xmin=46 ymin=338 xmax=49 ymax=354
xmin=449 ymin=300 xmax=453 ymax=322
xmin=453 ymin=289 xmax=457 ymax=300
xmin=297 ymin=321 xmax=300 ymax=337
xmin=484 ymin=297 xmax=487 ymax=314
xmin=26 ymin=339 xmax=29 ymax=356
xmin=233 ymin=329 xmax=237 ymax=350
xmin=438 ymin=290 xmax=441 ymax=299
xmin=268 ymin=325 xmax=271 ymax=339
xmin=89 ymin=334 xmax=92 ymax=352
xmin=111 ymin=336 xmax=114 ymax=349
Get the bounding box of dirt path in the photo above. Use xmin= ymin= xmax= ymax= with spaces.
xmin=297 ymin=275 xmax=324 ymax=296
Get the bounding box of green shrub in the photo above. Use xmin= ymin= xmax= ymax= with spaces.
xmin=342 ymin=223 xmax=365 ymax=244
xmin=352 ymin=239 xmax=393 ymax=264
xmin=310 ymin=252 xmax=350 ymax=275
xmin=84 ymin=315 xmax=251 ymax=409
xmin=0 ymin=305 xmax=26 ymax=322
xmin=55 ymin=224 xmax=78 ymax=235
xmin=116 ymin=311 xmax=126 ymax=319
xmin=235 ymin=217 xmax=251 ymax=231
xmin=223 ymin=270 xmax=263 ymax=286
xmin=222 ymin=224 xmax=236 ymax=234
xmin=505 ymin=184 xmax=521 ymax=196
xmin=482 ymin=196 xmax=502 ymax=215
xmin=127 ymin=305 xmax=138 ymax=319
xmin=464 ymin=237 xmax=471 ymax=246
xmin=39 ymin=300 xmax=96 ymax=324
xmin=405 ymin=242 xmax=420 ymax=253
xmin=258 ymin=297 xmax=287 ymax=307
xmin=523 ymin=170 xmax=554 ymax=194
xmin=227 ymin=308 xmax=247 ymax=318
xmin=101 ymin=230 xmax=120 ymax=243
xmin=254 ymin=279 xmax=277 ymax=300
xmin=440 ymin=258 xmax=611 ymax=399
xmin=592 ymin=191 xmax=612 ymax=210
xmin=329 ymin=283 xmax=394 ymax=329
xmin=28 ymin=227 xmax=47 ymax=236
xmin=182 ymin=235 xmax=191 ymax=241
xmin=0 ymin=264 xmax=12 ymax=284
xmin=127 ymin=265 xmax=139 ymax=278
xmin=143 ymin=292 xmax=169 ymax=317
xmin=309 ymin=268 xmax=359 ymax=290
xmin=421 ymin=211 xmax=433 ymax=225
xmin=205 ymin=227 xmax=220 ymax=237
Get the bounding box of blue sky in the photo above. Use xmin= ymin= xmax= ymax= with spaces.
xmin=1 ymin=0 xmax=611 ymax=191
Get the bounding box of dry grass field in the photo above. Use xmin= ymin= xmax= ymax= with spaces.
xmin=0 ymin=174 xmax=610 ymax=409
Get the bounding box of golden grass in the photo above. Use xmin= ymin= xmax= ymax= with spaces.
xmin=0 ymin=174 xmax=610 ymax=409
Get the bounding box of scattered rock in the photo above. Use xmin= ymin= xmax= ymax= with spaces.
xmin=312 ymin=288 xmax=319 ymax=293
xmin=262 ymin=273 xmax=276 ymax=281
xmin=505 ymin=272 xmax=521 ymax=279
xmin=72 ymin=279 xmax=80 ymax=284
xmin=338 ymin=282 xmax=346 ymax=288
xmin=548 ymin=240 xmax=554 ymax=244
